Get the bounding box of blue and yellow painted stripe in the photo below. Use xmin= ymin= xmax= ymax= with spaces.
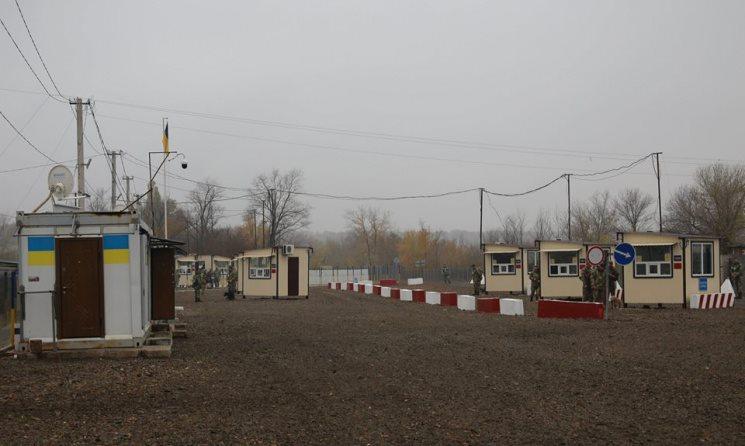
xmin=103 ymin=234 xmax=129 ymax=264
xmin=28 ymin=236 xmax=54 ymax=266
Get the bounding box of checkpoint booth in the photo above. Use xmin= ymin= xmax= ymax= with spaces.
xmin=234 ymin=245 xmax=312 ymax=298
xmin=176 ymin=254 xmax=231 ymax=288
xmin=537 ymin=240 xmax=610 ymax=299
xmin=482 ymin=243 xmax=539 ymax=294
xmin=616 ymin=232 xmax=720 ymax=306
xmin=14 ymin=211 xmax=162 ymax=352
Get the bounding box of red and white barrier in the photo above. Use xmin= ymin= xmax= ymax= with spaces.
xmin=328 ymin=282 xmax=335 ymax=289
xmin=537 ymin=299 xmax=604 ymax=320
xmin=440 ymin=292 xmax=457 ymax=307
xmin=335 ymin=282 xmax=341 ymax=290
xmin=457 ymin=295 xmax=476 ymax=311
xmin=391 ymin=288 xmax=401 ymax=300
xmin=381 ymin=286 xmax=391 ymax=297
xmin=476 ymin=297 xmax=500 ymax=313
xmin=689 ymin=293 xmax=735 ymax=309
xmin=373 ymin=285 xmax=381 ymax=295
xmin=400 ymin=289 xmax=413 ymax=302
xmin=379 ymin=279 xmax=398 ymax=286
xmin=499 ymin=298 xmax=524 ymax=316
xmin=407 ymin=278 xmax=424 ymax=286
xmin=425 ymin=291 xmax=441 ymax=305
xmin=352 ymin=283 xmax=360 ymax=292
xmin=364 ymin=283 xmax=373 ymax=295
xmin=346 ymin=282 xmax=354 ymax=291
xmin=412 ymin=289 xmax=426 ymax=303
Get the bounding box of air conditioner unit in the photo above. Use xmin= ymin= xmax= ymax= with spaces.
xmin=282 ymin=244 xmax=294 ymax=255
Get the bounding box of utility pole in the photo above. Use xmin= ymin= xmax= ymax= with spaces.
xmin=261 ymin=200 xmax=266 ymax=248
xmin=75 ymin=97 xmax=86 ymax=210
xmin=654 ymin=152 xmax=663 ymax=232
xmin=566 ymin=174 xmax=572 ymax=240
xmin=123 ymin=175 xmax=133 ymax=206
xmin=479 ymin=188 xmax=484 ymax=248
xmin=109 ymin=150 xmax=119 ymax=210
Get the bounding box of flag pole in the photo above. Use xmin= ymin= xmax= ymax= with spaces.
xmin=163 ymin=117 xmax=169 ymax=238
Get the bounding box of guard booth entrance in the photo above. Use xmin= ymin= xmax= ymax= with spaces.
xmin=56 ymin=237 xmax=105 ymax=338
xmin=150 ymin=238 xmax=185 ymax=321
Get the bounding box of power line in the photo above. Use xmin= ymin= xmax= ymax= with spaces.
xmin=0 ymin=154 xmax=104 ymax=175
xmin=0 ymin=95 xmax=48 ymax=159
xmin=0 ymin=108 xmax=57 ymax=162
xmin=88 ymin=104 xmax=126 ymax=198
xmin=0 ymin=15 xmax=64 ymax=103
xmin=14 ymin=0 xmax=65 ymax=98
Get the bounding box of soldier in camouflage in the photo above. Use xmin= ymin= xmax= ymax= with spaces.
xmin=529 ymin=265 xmax=541 ymax=301
xmin=728 ymin=257 xmax=742 ymax=299
xmin=193 ymin=266 xmax=206 ymax=302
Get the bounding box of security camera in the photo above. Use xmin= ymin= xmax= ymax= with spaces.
xmin=181 ymin=161 xmax=188 ymax=169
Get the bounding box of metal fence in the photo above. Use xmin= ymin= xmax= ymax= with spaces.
xmin=311 ymin=265 xmax=474 ymax=286
xmin=0 ymin=261 xmax=17 ymax=351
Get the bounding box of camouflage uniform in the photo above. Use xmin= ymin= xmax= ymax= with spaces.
xmin=728 ymin=258 xmax=742 ymax=299
xmin=529 ymin=265 xmax=541 ymax=301
xmin=442 ymin=266 xmax=451 ymax=284
xmin=226 ymin=266 xmax=238 ymax=300
xmin=193 ymin=268 xmax=206 ymax=302
xmin=581 ymin=266 xmax=593 ymax=301
xmin=472 ymin=266 xmax=483 ymax=296
xmin=592 ymin=264 xmax=608 ymax=303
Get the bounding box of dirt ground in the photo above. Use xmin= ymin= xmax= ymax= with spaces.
xmin=2 ymin=285 xmax=745 ymax=445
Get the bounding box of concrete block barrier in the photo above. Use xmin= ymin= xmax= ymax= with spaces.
xmin=537 ymin=299 xmax=604 ymax=319
xmin=425 ymin=291 xmax=441 ymax=305
xmin=400 ymin=289 xmax=413 ymax=302
xmin=328 ymin=282 xmax=335 ymax=289
xmin=381 ymin=287 xmax=391 ymax=298
xmin=373 ymin=285 xmax=382 ymax=295
xmin=357 ymin=284 xmax=365 ymax=294
xmin=440 ymin=292 xmax=457 ymax=306
xmin=499 ymin=298 xmax=524 ymax=316
xmin=477 ymin=297 xmax=500 ymax=313
xmin=364 ymin=283 xmax=373 ymax=294
xmin=412 ymin=289 xmax=426 ymax=303
xmin=407 ymin=277 xmax=424 ymax=286
xmin=391 ymin=288 xmax=401 ymax=300
xmin=457 ymin=295 xmax=476 ymax=311
xmin=380 ymin=279 xmax=398 ymax=286
xmin=689 ymin=293 xmax=735 ymax=309
xmin=335 ymin=282 xmax=341 ymax=290
xmin=346 ymin=282 xmax=354 ymax=291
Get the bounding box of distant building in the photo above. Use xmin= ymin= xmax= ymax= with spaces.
xmin=234 ymin=245 xmax=312 ymax=298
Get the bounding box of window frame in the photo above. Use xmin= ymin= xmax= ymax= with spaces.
xmin=690 ymin=241 xmax=714 ymax=278
xmin=490 ymin=252 xmax=517 ymax=276
xmin=633 ymin=244 xmax=673 ymax=279
xmin=248 ymin=256 xmax=272 ymax=280
xmin=546 ymin=250 xmax=579 ymax=277
xmin=526 ymin=250 xmax=539 ymax=272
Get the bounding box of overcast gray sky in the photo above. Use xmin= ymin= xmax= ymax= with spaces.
xmin=1 ymin=0 xmax=743 ymax=233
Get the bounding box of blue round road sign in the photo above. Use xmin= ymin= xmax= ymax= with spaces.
xmin=614 ymin=243 xmax=636 ymax=265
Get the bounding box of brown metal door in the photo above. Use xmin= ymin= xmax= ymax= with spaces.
xmin=151 ymin=248 xmax=175 ymax=320
xmin=56 ymin=238 xmax=104 ymax=338
xmin=287 ymin=257 xmax=299 ymax=296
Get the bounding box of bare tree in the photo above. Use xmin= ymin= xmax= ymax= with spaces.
xmin=0 ymin=216 xmax=17 ymax=260
xmin=89 ymin=188 xmax=108 ymax=212
xmin=531 ymin=208 xmax=555 ymax=241
xmin=501 ymin=212 xmax=527 ymax=245
xmin=249 ymin=169 xmax=310 ymax=246
xmin=186 ymin=181 xmax=224 ymax=254
xmin=346 ymin=207 xmax=392 ymax=270
xmin=615 ymin=188 xmax=655 ymax=232
xmin=666 ymin=164 xmax=745 ymax=249
xmin=571 ymin=191 xmax=617 ymax=242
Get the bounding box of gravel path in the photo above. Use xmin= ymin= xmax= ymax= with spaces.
xmin=1 ymin=286 xmax=744 ymax=444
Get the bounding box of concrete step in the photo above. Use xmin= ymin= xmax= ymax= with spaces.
xmin=140 ymin=344 xmax=171 ymax=358
xmin=40 ymin=347 xmax=141 ymax=360
xmin=145 ymin=335 xmax=172 ymax=346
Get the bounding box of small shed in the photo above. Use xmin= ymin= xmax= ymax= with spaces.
xmin=176 ymin=254 xmax=232 ymax=287
xmin=234 ymin=245 xmax=312 ymax=298
xmin=617 ymin=232 xmax=720 ymax=306
xmin=15 ymin=211 xmax=156 ymax=350
xmin=482 ymin=243 xmax=539 ymax=294
xmin=537 ymin=240 xmax=610 ymax=299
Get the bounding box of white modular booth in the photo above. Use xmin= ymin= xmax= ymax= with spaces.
xmin=16 ymin=211 xmax=153 ymax=351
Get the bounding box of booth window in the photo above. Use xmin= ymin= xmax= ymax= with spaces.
xmin=547 ymin=251 xmax=578 ymax=277
xmin=634 ymin=245 xmax=672 ymax=278
xmin=491 ymin=253 xmax=516 ymax=275
xmin=249 ymin=257 xmax=272 ymax=279
xmin=691 ymin=242 xmax=714 ymax=277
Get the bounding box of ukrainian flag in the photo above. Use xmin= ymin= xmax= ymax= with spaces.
xmin=28 ymin=236 xmax=54 ymax=266
xmin=103 ymin=234 xmax=129 ymax=264
xmin=162 ymin=122 xmax=169 ymax=153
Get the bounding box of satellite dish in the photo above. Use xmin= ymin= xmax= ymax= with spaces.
xmin=47 ymin=165 xmax=74 ymax=200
